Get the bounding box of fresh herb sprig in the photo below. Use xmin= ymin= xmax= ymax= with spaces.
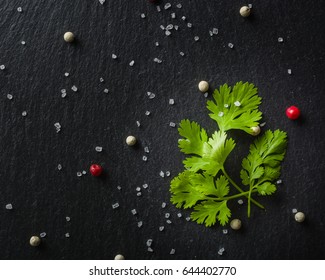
xmin=170 ymin=82 xmax=287 ymax=227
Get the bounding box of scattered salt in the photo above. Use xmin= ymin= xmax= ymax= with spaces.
xmin=64 ymin=72 xmax=70 ymax=77
xmin=129 ymin=60 xmax=135 ymax=67
xmin=212 ymin=28 xmax=219 ymax=35
xmin=287 ymin=69 xmax=292 ymax=75
xmin=278 ymin=37 xmax=284 ymax=43
xmin=179 ymin=52 xmax=185 ymax=56
xmin=145 ymin=111 xmax=151 ymax=116
xmin=170 ymin=249 xmax=176 ymax=255
xmin=17 ymin=7 xmax=23 ymax=12
xmin=159 ymin=171 xmax=165 ymax=178
xmin=169 ymin=122 xmax=176 ymax=127
xmin=21 ymin=41 xmax=26 ymax=45
xmin=140 ymin=13 xmax=146 ymax=19
xmin=66 ymin=216 xmax=71 ymax=222
xmin=65 ymin=233 xmax=70 ymax=238
xmin=165 ymin=171 xmax=171 ymax=177
xmin=112 ymin=54 xmax=117 ymax=59
xmin=169 ymin=99 xmax=175 ymax=105
xmin=165 ymin=213 xmax=170 ymax=219
xmin=161 ymin=202 xmax=167 ymax=208
xmin=171 ymin=13 xmax=176 ymax=19
xmin=165 ymin=30 xmax=171 ymax=36
xmin=138 ymin=221 xmax=143 ymax=228
xmin=176 ymin=4 xmax=182 ymax=9
xmin=77 ymin=172 xmax=82 ymax=177
xmin=71 ymin=85 xmax=78 ymax=92
xmin=57 ymin=164 xmax=62 ymax=170
xmin=144 ymin=147 xmax=149 ymax=153
xmin=136 ymin=121 xmax=141 ymax=127
xmin=99 ymin=77 xmax=104 ymax=83
xmin=40 ymin=232 xmax=46 ymax=238
xmin=164 ymin=3 xmax=171 ymax=10
xmin=7 ymin=94 xmax=13 ymax=100
xmin=112 ymin=203 xmax=120 ymax=209
xmin=185 ymin=217 xmax=191 ymax=221
xmin=146 ymin=239 xmax=153 ymax=247
xmin=142 ymin=183 xmax=148 ymax=189
xmin=194 ymin=36 xmax=199 ymax=41
xmin=177 ymin=213 xmax=182 ymax=218
xmin=223 ymin=229 xmax=228 ymax=235
xmin=218 ymin=112 xmax=224 ymax=117
xmin=21 ymin=111 xmax=27 ymax=117
xmin=5 ymin=204 xmax=13 ymax=210
xmin=187 ymin=23 xmax=193 ymax=28
xmin=95 ymin=146 xmax=103 ymax=152
xmin=142 ymin=156 xmax=148 ymax=162
xmin=292 ymin=208 xmax=298 ymax=214
xmin=131 ymin=209 xmax=137 ymax=215
xmin=159 ymin=226 xmax=165 ymax=231
xmin=238 ymin=199 xmax=244 ymax=205
xmin=137 ymin=192 xmax=142 ymax=197
xmin=277 ymin=179 xmax=282 ymax=184
xmin=147 ymin=247 xmax=154 ymax=252
xmin=153 ymin=58 xmax=162 ymax=64
xmin=234 ymin=101 xmax=241 ymax=107
xmin=0 ymin=65 xmax=5 ymax=70
xmin=166 ymin=219 xmax=172 ymax=224
xmin=136 ymin=187 xmax=141 ymax=192
xmin=99 ymin=0 xmax=105 ymax=4
xmin=103 ymin=88 xmax=109 ymax=93
xmin=228 ymin=43 xmax=234 ymax=49
xmin=156 ymin=6 xmax=161 ymax=12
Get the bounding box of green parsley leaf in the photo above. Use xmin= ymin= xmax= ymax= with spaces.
xmin=207 ymin=82 xmax=262 ymax=134
xmin=170 ymin=171 xmax=207 ymax=208
xmin=240 ymin=129 xmax=287 ymax=193
xmin=178 ymin=120 xmax=208 ymax=156
xmin=191 ymin=200 xmax=231 ymax=227
xmin=183 ymin=131 xmax=236 ymax=176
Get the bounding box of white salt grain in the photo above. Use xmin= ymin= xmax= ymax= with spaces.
xmin=186 ymin=217 xmax=191 ymax=221
xmin=187 ymin=23 xmax=193 ymax=28
xmin=292 ymin=208 xmax=298 ymax=214
xmin=278 ymin=37 xmax=284 ymax=43
xmin=224 ymin=104 xmax=229 ymax=108
xmin=212 ymin=28 xmax=219 ymax=35
xmin=176 ymin=4 xmax=182 ymax=9
xmin=131 ymin=209 xmax=137 ymax=215
xmin=40 ymin=232 xmax=46 ymax=238
xmin=144 ymin=147 xmax=149 ymax=153
xmin=156 ymin=6 xmax=161 ymax=12
xmin=146 ymin=239 xmax=153 ymax=247
xmin=179 ymin=52 xmax=185 ymax=56
xmin=166 ymin=219 xmax=172 ymax=224
xmin=228 ymin=43 xmax=234 ymax=49
xmin=171 ymin=13 xmax=176 ymax=19
xmin=234 ymin=101 xmax=241 ymax=107
xmin=129 ymin=60 xmax=135 ymax=67
xmin=137 ymin=192 xmax=142 ymax=197
xmin=140 ymin=13 xmax=146 ymax=19
xmin=288 ymin=69 xmax=292 ymax=75
xmin=71 ymin=85 xmax=78 ymax=92
xmin=103 ymin=88 xmax=109 ymax=93
xmin=147 ymin=247 xmax=154 ymax=252
xmin=117 ymin=186 xmax=122 ymax=190
xmin=174 ymin=25 xmax=179 ymax=30
xmin=99 ymin=77 xmax=104 ymax=83
xmin=17 ymin=7 xmax=23 ymax=12
xmin=57 ymin=164 xmax=62 ymax=170
xmin=145 ymin=111 xmax=151 ymax=116
xmin=5 ymin=204 xmax=13 ymax=210
xmin=138 ymin=221 xmax=143 ymax=228
xmin=177 ymin=213 xmax=182 ymax=218
xmin=161 ymin=202 xmax=167 ymax=208
xmin=238 ymin=199 xmax=244 ymax=205
xmin=112 ymin=54 xmax=117 ymax=59
xmin=170 ymin=249 xmax=176 ymax=255
xmin=64 ymin=72 xmax=70 ymax=77
xmin=155 ymin=42 xmax=159 ymax=47
xmin=21 ymin=41 xmax=26 ymax=45
xmin=77 ymin=172 xmax=82 ymax=177
xmin=218 ymin=112 xmax=224 ymax=117
xmin=159 ymin=226 xmax=165 ymax=231
xmin=0 ymin=65 xmax=5 ymax=70
xmin=165 ymin=30 xmax=171 ymax=36
xmin=209 ymin=30 xmax=213 ymax=37
xmin=142 ymin=183 xmax=148 ymax=189
xmin=223 ymin=229 xmax=228 ymax=235
xmin=136 ymin=187 xmax=141 ymax=192
xmin=165 ymin=213 xmax=170 ymax=219
xmin=169 ymin=122 xmax=176 ymax=127
xmin=194 ymin=36 xmax=199 ymax=41
xmin=7 ymin=94 xmax=13 ymax=100
xmin=165 ymin=171 xmax=171 ymax=177
xmin=95 ymin=146 xmax=103 ymax=152
xmin=164 ymin=3 xmax=171 ymax=10
xmin=159 ymin=171 xmax=165 ymax=178
xmin=65 ymin=233 xmax=70 ymax=238
xmin=160 ymin=25 xmax=165 ymax=30
xmin=112 ymin=203 xmax=120 ymax=209
xmin=169 ymin=99 xmax=175 ymax=105
xmin=82 ymin=170 xmax=86 ymax=175
xmin=136 ymin=121 xmax=141 ymax=127
xmin=182 ymin=16 xmax=186 ymax=21
xmin=22 ymin=111 xmax=27 ymax=117
xmin=276 ymin=179 xmax=282 ymax=184
xmin=66 ymin=216 xmax=71 ymax=222
xmin=99 ymin=0 xmax=106 ymax=4
xmin=204 ymin=92 xmax=209 ymax=98
xmin=142 ymin=156 xmax=148 ymax=161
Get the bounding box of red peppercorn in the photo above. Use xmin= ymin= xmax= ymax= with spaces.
xmin=89 ymin=164 xmax=103 ymax=177
xmin=286 ymin=106 xmax=301 ymax=120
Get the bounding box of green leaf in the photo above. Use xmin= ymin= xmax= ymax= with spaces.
xmin=240 ymin=129 xmax=288 ymax=187
xmin=191 ymin=200 xmax=231 ymax=227
xmin=170 ymin=171 xmax=206 ymax=208
xmin=183 ymin=131 xmax=235 ymax=176
xmin=256 ymin=182 xmax=277 ymax=195
xmin=178 ymin=120 xmax=208 ymax=156
xmin=207 ymin=82 xmax=262 ymax=133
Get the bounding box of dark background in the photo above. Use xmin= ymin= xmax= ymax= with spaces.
xmin=0 ymin=0 xmax=324 ymax=260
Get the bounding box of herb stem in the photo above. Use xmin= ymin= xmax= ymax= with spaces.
xmin=221 ymin=168 xmax=264 ymax=210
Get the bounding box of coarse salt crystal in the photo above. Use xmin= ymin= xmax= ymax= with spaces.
xmin=159 ymin=171 xmax=165 ymax=177
xmin=71 ymin=85 xmax=78 ymax=92
xmin=112 ymin=203 xmax=120 ymax=209
xmin=169 ymin=122 xmax=176 ymax=127
xmin=5 ymin=204 xmax=13 ymax=210
xmin=234 ymin=101 xmax=241 ymax=107
xmin=142 ymin=183 xmax=148 ymax=189
xmin=161 ymin=202 xmax=167 ymax=208
xmin=228 ymin=43 xmax=234 ymax=49
xmin=159 ymin=226 xmax=165 ymax=231
xmin=218 ymin=112 xmax=224 ymax=117
xmin=142 ymin=156 xmax=148 ymax=162
xmin=112 ymin=54 xmax=117 ymax=59
xmin=164 ymin=3 xmax=171 ymax=10
xmin=169 ymin=99 xmax=175 ymax=105
xmin=95 ymin=146 xmax=103 ymax=152
xmin=131 ymin=209 xmax=137 ymax=215
xmin=7 ymin=94 xmax=13 ymax=100
xmin=146 ymin=239 xmax=153 ymax=247
xmin=170 ymin=249 xmax=176 ymax=255
xmin=177 ymin=213 xmax=182 ymax=218
xmin=138 ymin=221 xmax=143 ymax=228
xmin=129 ymin=60 xmax=135 ymax=66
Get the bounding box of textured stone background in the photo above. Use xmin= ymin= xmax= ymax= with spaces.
xmin=0 ymin=0 xmax=324 ymax=259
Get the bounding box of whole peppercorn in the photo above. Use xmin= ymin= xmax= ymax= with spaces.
xmin=126 ymin=136 xmax=137 ymax=146
xmin=286 ymin=106 xmax=301 ymax=120
xmin=230 ymin=219 xmax=242 ymax=230
xmin=239 ymin=6 xmax=251 ymax=17
xmin=89 ymin=164 xmax=103 ymax=177
xmin=198 ymin=81 xmax=209 ymax=93
xmin=29 ymin=236 xmax=41 ymax=247
xmin=63 ymin=32 xmax=75 ymax=43
xmin=295 ymin=212 xmax=305 ymax=223
xmin=114 ymin=254 xmax=125 ymax=260
xmin=250 ymin=126 xmax=261 ymax=136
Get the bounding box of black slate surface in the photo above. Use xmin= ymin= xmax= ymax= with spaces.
xmin=0 ymin=0 xmax=324 ymax=260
